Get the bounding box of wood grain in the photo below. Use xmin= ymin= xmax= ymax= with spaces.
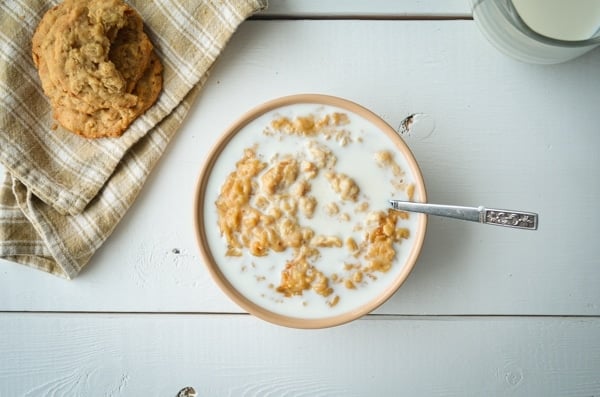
xmin=1 ymin=314 xmax=599 ymax=396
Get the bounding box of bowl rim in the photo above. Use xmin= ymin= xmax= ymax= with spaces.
xmin=193 ymin=93 xmax=427 ymax=329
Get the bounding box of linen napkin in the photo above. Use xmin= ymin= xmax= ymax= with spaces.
xmin=0 ymin=0 xmax=266 ymax=278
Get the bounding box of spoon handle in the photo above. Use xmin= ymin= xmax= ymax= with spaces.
xmin=389 ymin=200 xmax=538 ymax=230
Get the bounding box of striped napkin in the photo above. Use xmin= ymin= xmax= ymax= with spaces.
xmin=0 ymin=0 xmax=266 ymax=278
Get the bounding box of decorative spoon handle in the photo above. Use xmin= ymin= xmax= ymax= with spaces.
xmin=389 ymin=200 xmax=538 ymax=230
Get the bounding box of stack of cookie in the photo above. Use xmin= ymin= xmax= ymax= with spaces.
xmin=32 ymin=0 xmax=163 ymax=138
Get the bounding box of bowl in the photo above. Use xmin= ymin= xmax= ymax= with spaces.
xmin=194 ymin=94 xmax=427 ymax=328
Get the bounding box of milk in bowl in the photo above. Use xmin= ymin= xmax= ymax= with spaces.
xmin=195 ymin=95 xmax=427 ymax=328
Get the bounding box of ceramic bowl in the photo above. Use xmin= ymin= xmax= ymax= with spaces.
xmin=194 ymin=94 xmax=427 ymax=328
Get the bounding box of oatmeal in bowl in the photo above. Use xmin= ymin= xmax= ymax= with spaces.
xmin=194 ymin=94 xmax=427 ymax=328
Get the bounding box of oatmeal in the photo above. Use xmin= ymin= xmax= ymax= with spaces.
xmin=212 ymin=106 xmax=417 ymax=312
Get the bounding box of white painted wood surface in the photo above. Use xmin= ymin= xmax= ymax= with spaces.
xmin=2 ymin=20 xmax=599 ymax=315
xmin=2 ymin=314 xmax=600 ymax=396
xmin=1 ymin=1 xmax=600 ymax=395
xmin=257 ymin=0 xmax=471 ymax=18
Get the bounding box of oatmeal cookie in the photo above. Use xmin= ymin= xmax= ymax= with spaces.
xmin=32 ymin=0 xmax=162 ymax=138
xmin=53 ymin=52 xmax=163 ymax=137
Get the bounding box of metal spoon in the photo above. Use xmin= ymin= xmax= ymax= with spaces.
xmin=389 ymin=199 xmax=538 ymax=230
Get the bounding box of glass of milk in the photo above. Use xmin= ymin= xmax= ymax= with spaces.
xmin=470 ymin=0 xmax=600 ymax=63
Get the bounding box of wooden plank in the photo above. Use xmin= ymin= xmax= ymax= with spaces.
xmin=258 ymin=0 xmax=471 ymax=18
xmin=1 ymin=314 xmax=599 ymax=396
xmin=1 ymin=20 xmax=599 ymax=315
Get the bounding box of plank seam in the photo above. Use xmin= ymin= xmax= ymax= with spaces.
xmin=1 ymin=311 xmax=598 ymax=319
xmin=250 ymin=15 xmax=473 ymax=21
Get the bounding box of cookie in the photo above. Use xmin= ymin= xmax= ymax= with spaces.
xmin=32 ymin=0 xmax=162 ymax=138
xmin=54 ymin=53 xmax=163 ymax=138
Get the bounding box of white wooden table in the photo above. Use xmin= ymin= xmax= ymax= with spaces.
xmin=2 ymin=1 xmax=600 ymax=395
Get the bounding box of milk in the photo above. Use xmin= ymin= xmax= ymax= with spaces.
xmin=471 ymin=0 xmax=600 ymax=63
xmin=202 ymin=103 xmax=422 ymax=319
xmin=512 ymin=0 xmax=600 ymax=41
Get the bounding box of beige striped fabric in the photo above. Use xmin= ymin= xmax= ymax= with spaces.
xmin=0 ymin=0 xmax=266 ymax=278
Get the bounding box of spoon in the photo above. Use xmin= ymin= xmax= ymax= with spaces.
xmin=389 ymin=199 xmax=538 ymax=230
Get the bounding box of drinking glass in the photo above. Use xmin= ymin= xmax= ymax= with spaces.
xmin=471 ymin=0 xmax=600 ymax=64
